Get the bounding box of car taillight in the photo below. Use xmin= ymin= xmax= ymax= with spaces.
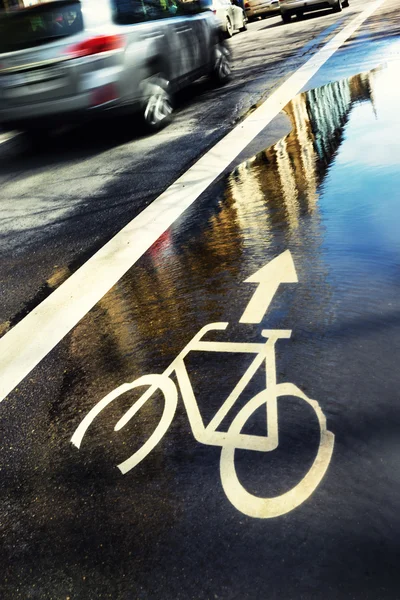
xmin=244 ymin=2 xmax=250 ymax=7
xmin=66 ymin=34 xmax=124 ymax=59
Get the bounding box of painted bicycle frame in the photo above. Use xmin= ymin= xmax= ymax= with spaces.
xmin=72 ymin=322 xmax=334 ymax=519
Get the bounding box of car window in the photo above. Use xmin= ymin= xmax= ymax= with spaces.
xmin=0 ymin=1 xmax=83 ymax=53
xmin=112 ymin=0 xmax=183 ymax=23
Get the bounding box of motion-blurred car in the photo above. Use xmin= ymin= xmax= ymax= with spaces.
xmin=244 ymin=0 xmax=279 ymax=22
xmin=201 ymin=0 xmax=247 ymax=37
xmin=279 ymin=0 xmax=349 ymax=22
xmin=0 ymin=0 xmax=231 ymax=134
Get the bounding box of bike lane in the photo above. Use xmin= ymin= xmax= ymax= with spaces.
xmin=2 ymin=12 xmax=400 ymax=600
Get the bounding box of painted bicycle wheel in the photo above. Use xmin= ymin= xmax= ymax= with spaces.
xmin=71 ymin=374 xmax=178 ymax=475
xmin=219 ymin=383 xmax=334 ymax=518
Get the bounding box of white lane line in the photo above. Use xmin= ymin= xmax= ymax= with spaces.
xmin=0 ymin=132 xmax=18 ymax=145
xmin=0 ymin=0 xmax=385 ymax=404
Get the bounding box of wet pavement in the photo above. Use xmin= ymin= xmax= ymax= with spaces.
xmin=2 ymin=2 xmax=400 ymax=599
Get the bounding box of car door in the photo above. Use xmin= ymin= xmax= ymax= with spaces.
xmin=171 ymin=5 xmax=212 ymax=82
xmin=112 ymin=0 xmax=210 ymax=95
xmin=111 ymin=0 xmax=172 ymax=103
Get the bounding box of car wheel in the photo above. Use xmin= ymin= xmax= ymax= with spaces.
xmin=343 ymin=0 xmax=349 ymax=6
xmin=296 ymin=10 xmax=304 ymax=19
xmin=225 ymin=17 xmax=233 ymax=37
xmin=333 ymin=0 xmax=342 ymax=12
xmin=141 ymin=75 xmax=173 ymax=132
xmin=239 ymin=12 xmax=248 ymax=31
xmin=209 ymin=43 xmax=232 ymax=85
xmin=281 ymin=12 xmax=291 ymax=23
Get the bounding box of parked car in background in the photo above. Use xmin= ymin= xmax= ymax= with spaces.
xmin=201 ymin=0 xmax=247 ymax=37
xmin=279 ymin=0 xmax=349 ymax=23
xmin=244 ymin=0 xmax=279 ymax=22
xmin=0 ymin=0 xmax=231 ymax=134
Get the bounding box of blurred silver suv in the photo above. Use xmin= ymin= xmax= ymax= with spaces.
xmin=279 ymin=0 xmax=349 ymax=22
xmin=0 ymin=0 xmax=231 ymax=133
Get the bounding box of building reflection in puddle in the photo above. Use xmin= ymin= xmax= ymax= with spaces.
xmin=228 ymin=70 xmax=374 ymax=237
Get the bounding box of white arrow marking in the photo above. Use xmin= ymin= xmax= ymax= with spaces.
xmin=239 ymin=250 xmax=298 ymax=324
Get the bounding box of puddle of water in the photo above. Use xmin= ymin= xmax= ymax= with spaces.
xmin=228 ymin=60 xmax=400 ymax=291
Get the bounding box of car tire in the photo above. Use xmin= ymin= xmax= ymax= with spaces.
xmin=333 ymin=0 xmax=342 ymax=12
xmin=141 ymin=75 xmax=173 ymax=133
xmin=209 ymin=43 xmax=232 ymax=85
xmin=239 ymin=12 xmax=248 ymax=31
xmin=225 ymin=17 xmax=233 ymax=37
xmin=281 ymin=12 xmax=291 ymax=23
xmin=343 ymin=0 xmax=349 ymax=6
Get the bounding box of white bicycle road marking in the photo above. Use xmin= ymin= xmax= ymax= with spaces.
xmin=72 ymin=251 xmax=335 ymax=519
xmin=0 ymin=0 xmax=385 ymax=405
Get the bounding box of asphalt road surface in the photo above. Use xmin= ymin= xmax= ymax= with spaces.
xmin=1 ymin=0 xmax=400 ymax=598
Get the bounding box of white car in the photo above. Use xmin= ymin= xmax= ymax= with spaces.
xmin=279 ymin=0 xmax=349 ymax=22
xmin=202 ymin=0 xmax=248 ymax=36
